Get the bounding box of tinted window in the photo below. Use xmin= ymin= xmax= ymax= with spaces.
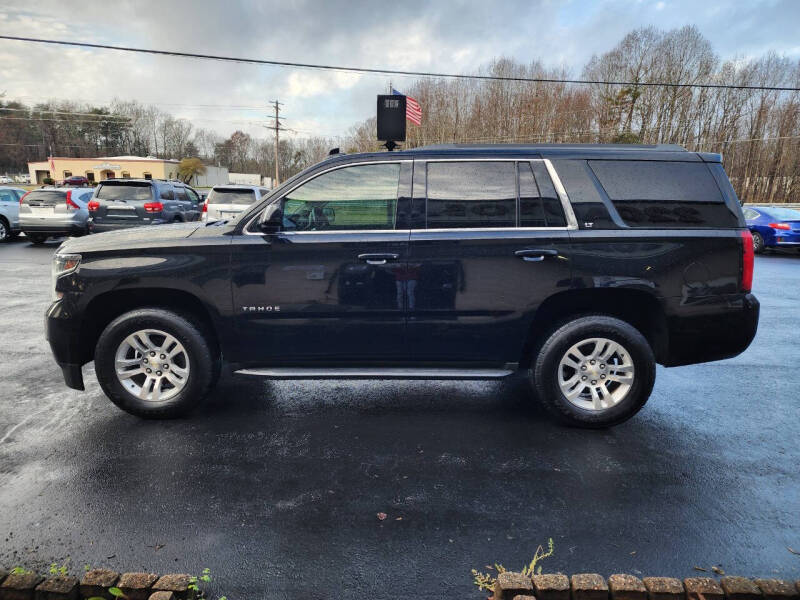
xmin=589 ymin=160 xmax=722 ymax=202
xmin=589 ymin=160 xmax=738 ymax=228
xmin=159 ymin=186 xmax=175 ymax=200
xmin=552 ymin=159 xmax=617 ymax=229
xmin=21 ymin=190 xmax=66 ymax=205
xmin=185 ymin=188 xmax=200 ymax=204
xmin=208 ymin=188 xmax=256 ymax=205
xmin=282 ymin=163 xmax=400 ymax=231
xmin=96 ymin=183 xmax=153 ymax=202
xmin=426 ymin=162 xmax=515 ymax=229
xmin=531 ymin=161 xmax=567 ymax=227
xmin=742 ymin=208 xmax=760 ymax=220
xmin=175 ymin=187 xmax=189 ymax=201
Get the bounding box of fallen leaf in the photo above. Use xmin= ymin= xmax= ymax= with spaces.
xmin=711 ymin=566 xmax=725 ymax=575
xmin=376 ymin=512 xmax=387 ymax=521
xmin=693 ymin=566 xmax=707 ymax=572
xmin=630 ymin=551 xmax=637 ymax=555
xmin=395 ymin=517 xmax=403 ymax=521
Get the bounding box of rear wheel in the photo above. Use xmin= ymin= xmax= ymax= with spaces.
xmin=752 ymin=231 xmax=765 ymax=254
xmin=532 ymin=315 xmax=655 ymax=428
xmin=0 ymin=218 xmax=9 ymax=242
xmin=94 ymin=308 xmax=217 ymax=418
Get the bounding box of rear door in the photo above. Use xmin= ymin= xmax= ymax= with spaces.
xmin=406 ymin=158 xmax=574 ymax=365
xmin=231 ymin=160 xmax=412 ymax=365
xmin=92 ymin=181 xmax=155 ymax=225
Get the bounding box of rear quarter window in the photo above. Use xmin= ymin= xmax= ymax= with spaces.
xmin=589 ymin=160 xmax=739 ymax=228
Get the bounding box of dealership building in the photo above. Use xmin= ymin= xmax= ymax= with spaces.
xmin=27 ymin=156 xmax=229 ymax=187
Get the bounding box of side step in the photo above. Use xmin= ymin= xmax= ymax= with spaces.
xmin=235 ymin=367 xmax=515 ymax=380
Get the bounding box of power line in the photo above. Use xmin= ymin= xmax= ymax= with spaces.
xmin=2 ymin=35 xmax=800 ymax=92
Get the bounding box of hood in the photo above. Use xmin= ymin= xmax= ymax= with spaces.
xmin=58 ymin=222 xmax=203 ymax=254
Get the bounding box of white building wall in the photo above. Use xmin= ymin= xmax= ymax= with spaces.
xmin=191 ymin=165 xmax=229 ymax=188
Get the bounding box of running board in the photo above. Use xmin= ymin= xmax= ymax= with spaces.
xmin=235 ymin=367 xmax=515 ymax=380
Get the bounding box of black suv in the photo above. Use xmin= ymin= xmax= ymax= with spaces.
xmin=87 ymin=179 xmax=203 ymax=232
xmin=46 ymin=144 xmax=759 ymax=427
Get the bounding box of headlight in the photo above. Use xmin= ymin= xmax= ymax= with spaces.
xmin=52 ymin=253 xmax=81 ymax=300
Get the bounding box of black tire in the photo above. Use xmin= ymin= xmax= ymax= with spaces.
xmin=532 ymin=315 xmax=656 ymax=428
xmin=94 ymin=308 xmax=217 ymax=418
xmin=0 ymin=217 xmax=9 ymax=242
xmin=28 ymin=233 xmax=48 ymax=245
xmin=752 ymin=231 xmax=765 ymax=254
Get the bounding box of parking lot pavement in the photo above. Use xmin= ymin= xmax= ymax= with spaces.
xmin=0 ymin=236 xmax=798 ymax=599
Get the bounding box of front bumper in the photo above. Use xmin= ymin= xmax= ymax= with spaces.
xmin=662 ymin=293 xmax=760 ymax=367
xmin=46 ymin=300 xmax=85 ymax=390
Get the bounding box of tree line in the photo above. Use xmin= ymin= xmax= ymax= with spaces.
xmin=348 ymin=25 xmax=800 ymax=204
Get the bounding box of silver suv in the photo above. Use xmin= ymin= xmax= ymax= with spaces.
xmin=0 ymin=187 xmax=25 ymax=242
xmin=19 ymin=187 xmax=95 ymax=244
xmin=203 ymin=185 xmax=269 ymax=221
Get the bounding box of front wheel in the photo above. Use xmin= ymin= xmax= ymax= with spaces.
xmin=94 ymin=308 xmax=217 ymax=418
xmin=532 ymin=315 xmax=656 ymax=428
xmin=27 ymin=233 xmax=48 ymax=245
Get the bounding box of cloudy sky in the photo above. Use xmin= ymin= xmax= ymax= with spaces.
xmin=1 ymin=0 xmax=799 ymax=142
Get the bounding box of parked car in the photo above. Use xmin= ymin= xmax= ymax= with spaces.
xmin=0 ymin=176 xmax=13 ymax=184
xmin=202 ymin=184 xmax=268 ymax=221
xmin=0 ymin=186 xmax=26 ymax=242
xmin=61 ymin=175 xmax=90 ymax=187
xmin=19 ymin=187 xmax=95 ymax=244
xmin=46 ymin=143 xmax=758 ymax=426
xmin=87 ymin=179 xmax=203 ymax=232
xmin=743 ymin=205 xmax=800 ymax=253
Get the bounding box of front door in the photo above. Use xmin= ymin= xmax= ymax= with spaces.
xmin=407 ymin=158 xmax=574 ymax=365
xmin=231 ymin=161 xmax=412 ymax=366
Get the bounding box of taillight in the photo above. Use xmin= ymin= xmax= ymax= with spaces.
xmin=202 ymin=199 xmax=208 ymax=213
xmin=19 ymin=191 xmax=29 ymax=205
xmin=87 ymin=200 xmax=100 ymax=212
xmin=741 ymin=230 xmax=754 ymax=293
xmin=768 ymin=222 xmax=791 ymax=230
xmin=143 ymin=201 xmax=164 ymax=213
xmin=65 ymin=190 xmax=80 ymax=210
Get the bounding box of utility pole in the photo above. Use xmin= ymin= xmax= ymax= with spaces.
xmin=264 ymin=100 xmax=283 ymax=187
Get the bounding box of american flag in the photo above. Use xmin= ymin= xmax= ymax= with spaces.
xmin=392 ymin=88 xmax=422 ymax=126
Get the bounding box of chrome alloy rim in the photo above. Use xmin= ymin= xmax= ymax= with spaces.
xmin=557 ymin=337 xmax=634 ymax=411
xmin=0 ymin=220 xmax=7 ymax=241
xmin=115 ymin=329 xmax=190 ymax=402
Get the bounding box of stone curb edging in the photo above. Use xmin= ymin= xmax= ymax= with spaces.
xmin=494 ymin=573 xmax=800 ymax=600
xmin=0 ymin=568 xmax=196 ymax=600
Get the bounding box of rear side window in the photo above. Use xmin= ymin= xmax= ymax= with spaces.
xmin=552 ymin=160 xmax=617 ymax=229
xmin=208 ymin=188 xmax=256 ymax=205
xmin=519 ymin=162 xmax=567 ymax=228
xmin=589 ymin=160 xmax=738 ymax=228
xmin=0 ymin=189 xmax=18 ymax=203
xmin=159 ymin=186 xmax=175 ymax=200
xmin=426 ymin=162 xmax=516 ymax=229
xmin=96 ymin=183 xmax=153 ymax=202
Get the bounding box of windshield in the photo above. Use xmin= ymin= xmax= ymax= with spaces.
xmin=95 ymin=182 xmax=153 ymax=202
xmin=208 ymin=188 xmax=256 ymax=205
xmin=766 ymin=207 xmax=800 ymax=220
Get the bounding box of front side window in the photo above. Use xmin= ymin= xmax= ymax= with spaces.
xmin=281 ymin=163 xmax=400 ymax=232
xmin=426 ymin=161 xmax=516 ymax=229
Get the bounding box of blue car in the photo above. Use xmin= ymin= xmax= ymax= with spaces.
xmin=742 ymin=205 xmax=800 ymax=253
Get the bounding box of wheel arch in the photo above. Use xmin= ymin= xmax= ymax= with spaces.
xmin=79 ymin=287 xmax=221 ymax=364
xmin=520 ymin=287 xmax=668 ymax=367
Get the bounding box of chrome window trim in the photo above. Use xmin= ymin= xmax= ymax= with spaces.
xmin=243 ymin=156 xmax=578 ymax=235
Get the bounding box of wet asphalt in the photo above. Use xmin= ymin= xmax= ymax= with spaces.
xmin=0 ymin=236 xmax=798 ymax=600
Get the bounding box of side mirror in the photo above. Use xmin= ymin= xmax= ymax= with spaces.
xmin=258 ymin=201 xmax=283 ymax=234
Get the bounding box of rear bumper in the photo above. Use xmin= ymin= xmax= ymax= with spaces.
xmin=663 ymin=293 xmax=760 ymax=367
xmin=21 ymin=222 xmax=87 ymax=236
xmin=88 ymin=219 xmax=167 ymax=232
xmin=45 ymin=300 xmax=85 ymax=390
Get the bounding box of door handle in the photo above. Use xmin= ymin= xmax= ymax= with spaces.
xmin=514 ymin=248 xmax=559 ymax=262
xmin=358 ymin=253 xmax=399 ymax=265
